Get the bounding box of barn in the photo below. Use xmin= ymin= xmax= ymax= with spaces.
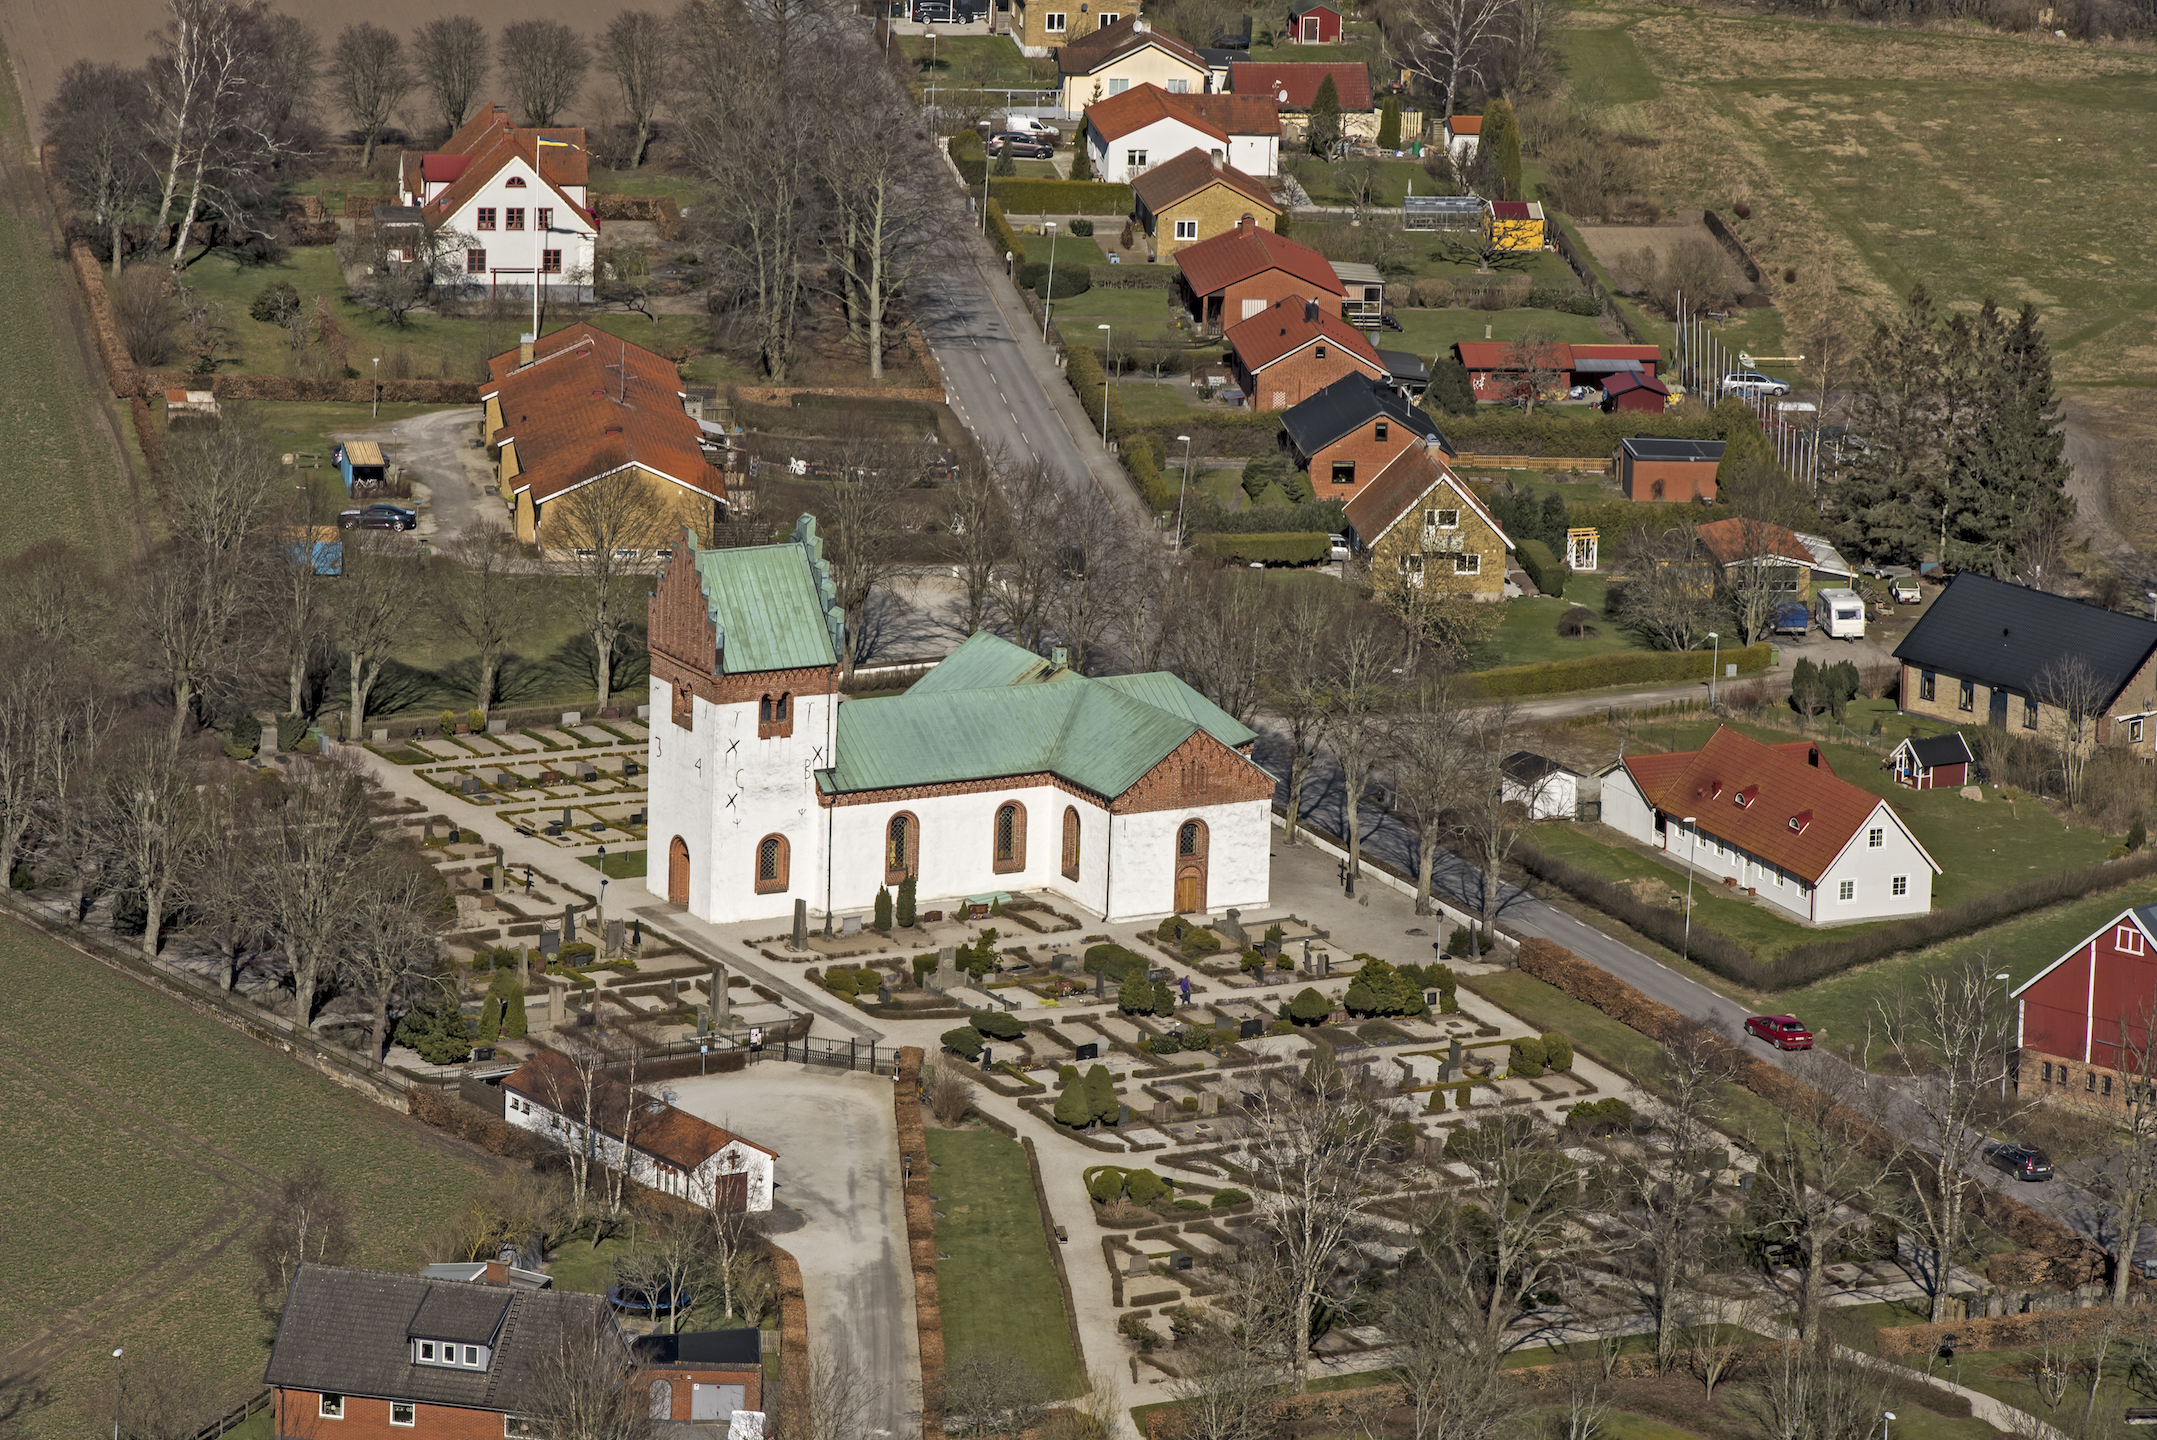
xmin=1885 ymin=732 xmax=1974 ymax=791
xmin=2012 ymin=905 xmax=2157 ymax=1108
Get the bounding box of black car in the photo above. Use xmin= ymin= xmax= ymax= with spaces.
xmin=1989 ymin=1143 xmax=2053 ymax=1182
xmin=986 ymin=132 xmax=1053 ymax=159
xmin=338 ymin=503 xmax=417 ymax=531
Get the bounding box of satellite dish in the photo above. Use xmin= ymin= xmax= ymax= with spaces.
xmin=661 ymin=1088 xmax=680 ymax=1105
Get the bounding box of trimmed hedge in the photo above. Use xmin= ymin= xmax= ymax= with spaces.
xmin=1445 ymin=411 xmax=1717 ymax=458
xmin=1196 ymin=531 xmax=1330 ymax=565
xmin=986 ymin=199 xmax=1026 ymax=266
xmin=987 ymin=178 xmax=1133 ymax=215
xmin=1064 ymin=342 xmax=1128 ymax=444
xmin=1018 ymin=261 xmax=1093 ymax=299
xmin=1516 ymin=537 xmax=1566 ymax=599
xmin=1465 ymin=641 xmax=1771 ymax=699
xmin=1088 ymin=266 xmax=1178 ymax=290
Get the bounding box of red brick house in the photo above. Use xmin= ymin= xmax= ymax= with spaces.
xmin=1225 ymin=297 xmax=1384 ymax=410
xmin=1286 ymin=5 xmax=1343 ymax=42
xmin=2012 ymin=904 xmax=2157 ymax=1107
xmin=1617 ymin=437 xmax=1725 ymax=502
xmin=1175 ymin=215 xmax=1343 ymax=331
xmin=1280 ymin=373 xmax=1450 ymax=500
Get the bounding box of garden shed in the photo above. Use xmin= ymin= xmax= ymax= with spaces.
xmin=1287 ymin=5 xmax=1341 ymax=42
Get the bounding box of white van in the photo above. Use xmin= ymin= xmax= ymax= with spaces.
xmin=1814 ymin=587 xmax=1866 ymax=641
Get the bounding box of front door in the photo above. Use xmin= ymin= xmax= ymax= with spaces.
xmin=1175 ymin=872 xmax=1201 ymax=913
xmin=1989 ymin=688 xmax=2009 ymax=729
xmin=1302 ymin=15 xmax=1319 ymax=39
xmin=668 ymin=836 xmax=690 ymax=905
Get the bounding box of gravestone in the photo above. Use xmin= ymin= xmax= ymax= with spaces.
xmin=668 ymin=978 xmax=679 ymax=1005
xmin=1199 ymin=1091 xmax=1219 ymax=1116
xmin=562 ymin=712 xmax=582 ymax=726
xmin=979 ymin=1045 xmax=993 ymax=1070
xmin=497 ymin=772 xmax=519 ymax=789
xmin=842 ymin=914 xmax=863 ymax=936
xmin=1261 ymin=937 xmax=1279 ymax=960
xmin=539 ymin=929 xmax=561 ymax=958
xmin=577 ymin=763 xmax=598 ymax=782
xmin=792 ymin=899 xmax=809 ymax=950
xmin=636 ymin=704 xmax=651 ymax=720
xmin=624 ymin=760 xmax=640 ymax=778
xmin=1153 ymin=1100 xmax=1172 ymax=1123
xmin=935 ymin=947 xmax=957 ymax=993
xmin=630 ymin=809 xmax=647 ymax=825
xmin=604 ymin=920 xmax=625 ymax=958
xmin=1094 ymin=970 xmax=1105 ymax=999
xmin=1320 ymin=951 xmax=1332 ymax=976
xmin=1448 ymin=1035 xmax=1463 ymax=1079
xmin=259 ymin=712 xmax=279 ymax=756
xmin=1118 ymin=1103 xmax=1129 ymax=1125
xmin=481 ymin=873 xmax=494 ymax=892
xmin=1075 ymin=1042 xmax=1099 ymax=1061
xmin=543 ymin=974 xmax=570 ymax=1028
xmin=561 ymin=808 xmax=573 ymax=827
xmin=1217 ymin=908 xmax=1249 ymax=950
xmin=710 ymin=962 xmax=730 ymax=1032
xmin=877 ymin=985 xmax=891 ymax=1005
xmin=1128 ymin=1252 xmax=1149 ymax=1277
xmin=493 ymin=845 xmax=505 ymax=867
xmin=1239 ymin=1018 xmax=1263 ymax=1039
xmin=1171 ymin=1252 xmax=1193 ymax=1272
xmin=563 ymin=906 xmax=577 ymax=943
xmin=460 ymin=774 xmax=484 ymax=795
xmin=372 ymin=728 xmax=388 ymax=744
xmin=423 ymin=820 xmax=434 ymax=842
xmin=489 ymin=720 xmax=508 ymax=735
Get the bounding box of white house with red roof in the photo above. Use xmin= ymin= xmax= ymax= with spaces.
xmin=400 ymin=104 xmax=599 ymax=299
xmin=1084 ymin=85 xmax=1234 ymax=183
xmin=1597 ymin=726 xmax=1939 ymax=924
xmin=1444 ymin=114 xmax=1482 ymax=165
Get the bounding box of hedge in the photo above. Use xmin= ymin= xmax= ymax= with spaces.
xmin=1126 ymin=444 xmax=1170 ymax=509
xmin=1516 ymin=537 xmax=1565 ymax=599
xmin=1018 ymin=261 xmax=1093 ymax=299
xmin=987 ymin=178 xmax=1133 ymax=215
xmin=1088 ymin=266 xmax=1178 ymax=290
xmin=1445 ymin=411 xmax=1720 ymax=458
xmin=1464 ymin=641 xmax=1771 ymax=699
xmin=1181 ymin=496 xmax=1347 ymax=535
xmin=985 ymin=199 xmax=1026 ymax=267
xmin=1064 ymin=342 xmax=1129 ymax=444
xmin=1196 ymin=532 xmax=1330 ymax=565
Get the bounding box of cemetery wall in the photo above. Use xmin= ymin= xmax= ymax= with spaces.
xmin=896 ymin=1047 xmax=945 ymax=1439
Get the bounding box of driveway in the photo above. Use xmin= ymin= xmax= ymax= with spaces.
xmin=667 ymin=1065 xmax=922 ymax=1436
xmin=328 ymin=406 xmax=500 ymax=543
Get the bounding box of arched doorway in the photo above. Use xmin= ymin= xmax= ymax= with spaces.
xmin=1174 ymin=820 xmax=1207 ymax=914
xmin=668 ymin=836 xmax=690 ymax=905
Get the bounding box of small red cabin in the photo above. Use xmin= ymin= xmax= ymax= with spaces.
xmin=1287 ymin=5 xmax=1342 ymax=43
xmin=1885 ymin=732 xmax=1973 ymax=791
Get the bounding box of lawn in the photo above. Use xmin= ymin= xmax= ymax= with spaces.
xmin=925 ymin=1128 xmax=1081 ymax=1397
xmin=899 ymin=34 xmax=1042 ymax=88
xmin=0 ymin=44 xmax=137 ymax=560
xmin=1020 ymin=234 xmax=1109 ymax=267
xmin=581 ymin=849 xmax=648 ymax=880
xmin=1054 ymin=317 xmax=1189 ymax=352
xmin=1045 ymin=286 xmax=1179 ymax=320
xmin=1384 ymin=306 xmax=1609 ymax=365
xmin=1298 ymin=159 xmax=1440 ymax=208
xmin=1114 ymin=380 xmax=1196 ymax=421
xmin=0 ymin=915 xmax=501 ymax=1436
xmin=1490 ymin=577 xmax=1653 ymax=666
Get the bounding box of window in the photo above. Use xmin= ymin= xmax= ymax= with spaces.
xmin=1330 ymin=461 xmax=1354 ymax=485
xmin=542 ymin=249 xmax=563 ymax=274
xmin=1892 ymin=875 xmax=1908 ymax=897
xmin=2106 ymin=1075 xmax=2116 ymax=1097
xmin=1124 ymin=148 xmax=1146 ymax=168
xmin=1920 ymin=670 xmax=1936 ymax=702
xmin=886 ymin=813 xmax=918 ymax=883
xmin=1454 ymin=552 xmax=1480 ymax=574
xmin=1867 ymin=827 xmax=1883 ymax=849
xmin=505 ymin=207 xmax=526 ymax=230
xmin=1044 ymin=11 xmax=1065 ymax=28
xmin=1166 ymin=77 xmax=1189 ymax=92
xmin=1837 ymin=879 xmax=1855 ymax=902
xmin=1403 ymin=553 xmax=1424 ymax=586
xmin=2043 ymin=1062 xmax=2054 ymax=1083
xmin=1098 ymin=10 xmax=1118 ymax=19
xmin=2120 ymin=925 xmax=2147 ymax=955
xmin=672 ymin=681 xmax=694 ymax=730
xmin=419 ymin=1342 xmax=437 ymax=1362
xmin=757 ymin=690 xmax=793 ymax=739
xmin=756 ymin=835 xmax=789 ymax=893
xmin=2026 ymin=696 xmax=2040 ymax=730
xmin=505 ymin=176 xmax=527 ymax=188
xmin=1179 ymin=821 xmax=1202 ymax=857
xmin=1109 ymin=80 xmax=1131 ymax=96
xmin=320 ymin=1397 xmax=345 ymax=1420
xmin=505 ymin=1420 xmax=553 ymax=1440
xmin=537 ymin=206 xmax=553 ymax=231
xmin=2089 ymin=1071 xmax=2099 ymax=1093
xmin=477 ymin=207 xmax=497 ymax=230
xmin=1314 ymin=343 xmax=1327 ymax=360
xmin=467 ymin=249 xmax=487 ymax=274
xmin=1434 ymin=508 xmax=1459 ymax=528
xmin=2136 ymin=718 xmax=2147 ymax=744
xmin=392 ymin=1403 xmax=416 ymax=1428
xmin=1062 ymin=806 xmax=1081 ymax=880
xmin=1375 ymin=421 xmax=1389 ymax=442
xmin=1174 ymin=220 xmax=1197 ymax=240
xmin=993 ymin=802 xmax=1026 ymax=873
xmin=649 ymin=1381 xmax=674 ymax=1421
xmin=1958 ymin=678 xmax=1974 ymax=712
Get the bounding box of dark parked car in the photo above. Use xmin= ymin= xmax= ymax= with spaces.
xmin=338 ymin=503 xmax=417 ymax=531
xmin=986 ymin=132 xmax=1053 ymax=159
xmin=1744 ymin=1014 xmax=1814 ymax=1050
xmin=1989 ymin=1143 xmax=2053 ymax=1182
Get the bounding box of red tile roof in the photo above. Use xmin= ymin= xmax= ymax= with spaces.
xmin=1693 ymin=517 xmax=1812 ymax=568
xmin=504 ymin=1047 xmax=775 ymax=1173
xmin=484 ymin=328 xmax=719 ymax=506
xmin=1447 ymin=114 xmax=1483 ymax=135
xmin=1226 ymin=295 xmax=1382 ymax=373
xmin=1167 ymin=92 xmax=1282 ymax=137
xmin=403 ymin=105 xmax=595 ymax=234
xmin=1174 ymin=220 xmax=1342 ymax=298
xmin=1620 ymin=727 xmax=1911 ymax=884
xmin=1342 ymin=449 xmax=1508 ymax=548
xmin=483 ymin=321 xmax=674 ymax=387
xmin=1230 ymin=61 xmax=1372 ymax=111
xmin=1088 ymin=85 xmax=1228 ymax=145
xmin=1490 ymin=200 xmax=1538 ymax=220
xmin=1132 ymin=148 xmax=1277 ymax=216
xmin=1058 ymin=15 xmax=1207 ymax=75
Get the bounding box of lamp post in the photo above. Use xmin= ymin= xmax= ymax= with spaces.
xmin=1997 ymin=970 xmax=2013 ymax=1098
xmin=979 ymin=123 xmax=992 ymax=233
xmin=112 ymin=1348 xmax=123 ymax=1440
xmin=1096 ymin=324 xmax=1112 ymax=442
xmin=1707 ymin=631 xmax=1720 ymax=707
xmin=1040 ymin=222 xmax=1058 ymax=340
xmin=372 ymin=357 xmax=381 ymax=419
xmin=1174 ymin=434 xmax=1192 ymax=552
xmin=1882 ymin=1413 xmax=1896 ymax=1440
xmin=1680 ymin=816 xmax=1699 ymax=964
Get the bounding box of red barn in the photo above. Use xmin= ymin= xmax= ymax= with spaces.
xmin=1287 ymin=5 xmax=1343 ymax=43
xmin=2012 ymin=905 xmax=2157 ymax=1107
xmin=1885 ymin=732 xmax=1974 ymax=791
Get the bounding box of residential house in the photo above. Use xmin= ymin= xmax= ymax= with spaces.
xmin=1164 ymin=91 xmax=1283 ymax=176
xmin=1226 ymin=296 xmax=1386 ymax=410
xmin=650 ymin=535 xmax=1275 ymax=924
xmin=1280 ymin=372 xmax=1450 ymax=500
xmin=1174 ymin=215 xmax=1343 ymax=329
xmin=1597 ymin=726 xmax=1941 ymax=924
xmin=1230 ymin=60 xmax=1373 ymax=128
xmin=1334 ymin=260 xmax=1386 ymax=329
xmin=399 ymin=104 xmax=599 ymax=298
xmin=1378 ymin=348 xmax=1430 ymax=400
xmin=1489 ymin=199 xmax=1546 ymax=251
xmin=1057 ymin=17 xmax=1210 ymax=110
xmin=1885 ymin=732 xmax=1975 ymax=791
xmin=1084 ymin=86 xmax=1228 ymax=183
xmin=1444 ymin=113 xmax=1481 ymax=165
xmin=502 ymin=1045 xmax=779 ymax=1211
xmin=2011 ymin=904 xmax=2157 ymax=1109
xmin=1011 ymin=0 xmax=1131 ymax=52
xmin=1452 ymin=340 xmax=1662 ymax=405
xmin=1893 ymin=573 xmax=2157 ymax=747
xmin=1133 ymin=149 xmax=1280 ymax=259
xmin=1341 ymin=449 xmax=1511 ymax=603
xmin=480 ymin=323 xmax=726 ymax=548
xmin=1692 ymin=517 xmax=1854 ymax=602
xmin=1616 ymin=437 xmax=1724 ymax=501
xmin=1286 ymin=4 xmax=1343 ymax=42
xmin=1502 ymin=751 xmax=1593 ymax=822
xmin=417 ymin=1261 xmax=548 ymax=1289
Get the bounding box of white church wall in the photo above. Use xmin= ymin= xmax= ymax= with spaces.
xmin=1106 ymin=797 xmax=1270 ymax=920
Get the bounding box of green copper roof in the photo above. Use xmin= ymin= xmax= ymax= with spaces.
xmin=689 ymin=516 xmax=843 ymax=674
xmin=817 ymin=632 xmax=1264 ymax=799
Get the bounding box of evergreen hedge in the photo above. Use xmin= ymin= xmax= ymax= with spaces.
xmin=989 ymin=178 xmax=1133 ymax=215
xmin=1463 ymin=641 xmax=1771 ymax=698
xmin=1195 ymin=531 xmax=1331 ymax=565
xmin=1445 ymin=411 xmax=1714 ymax=457
xmin=1516 ymin=537 xmax=1566 ymax=599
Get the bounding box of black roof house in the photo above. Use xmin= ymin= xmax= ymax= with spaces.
xmin=1893 ymin=573 xmax=2157 ymax=708
xmin=1279 ymin=375 xmax=1451 ymax=464
xmin=264 ymin=1266 xmax=619 ymax=1407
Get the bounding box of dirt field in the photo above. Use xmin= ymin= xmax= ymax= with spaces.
xmin=1571 ymin=216 xmax=1742 ymax=293
xmin=3 ymin=0 xmax=657 ymax=131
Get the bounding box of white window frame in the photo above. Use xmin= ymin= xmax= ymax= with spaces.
xmin=1174 ymin=219 xmax=1197 ymax=239
xmin=2120 ymin=925 xmax=2147 ymax=955
xmin=1124 ymin=148 xmax=1146 ymax=168
xmin=1108 ymin=78 xmax=1130 ymax=95
xmin=320 ymin=1396 xmax=345 ymax=1420
xmin=1454 ymin=552 xmax=1480 ymax=575
xmin=1892 ymin=875 xmax=1908 ymax=897
xmin=1837 ymin=879 xmax=1855 ymax=902
xmin=1166 ymin=77 xmax=1189 ymax=92
xmin=1044 ymin=10 xmax=1066 ymax=28
xmin=1867 ymin=826 xmax=1883 ymax=849
xmin=392 ymin=1402 xmax=417 ymax=1428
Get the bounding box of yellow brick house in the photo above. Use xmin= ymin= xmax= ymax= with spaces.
xmin=1131 ymin=149 xmax=1280 ymax=259
xmin=1342 ymin=450 xmax=1512 ymax=604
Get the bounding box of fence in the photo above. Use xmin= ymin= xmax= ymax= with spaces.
xmin=612 ymin=1029 xmax=899 ymax=1079
xmin=1547 ymin=223 xmax=1648 ymax=346
xmin=191 ymin=1389 xmax=271 ymax=1440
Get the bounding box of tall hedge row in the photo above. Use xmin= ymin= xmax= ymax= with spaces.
xmin=1515 ymin=538 xmax=1566 ymax=599
xmin=1196 ymin=532 xmax=1331 ymax=564
xmin=1445 ymin=411 xmax=1718 ymax=458
xmin=1464 ymin=641 xmax=1771 ymax=699
xmin=989 ymin=178 xmax=1134 ymax=215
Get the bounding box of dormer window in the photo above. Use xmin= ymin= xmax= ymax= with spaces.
xmin=414 ymin=1338 xmax=490 ymax=1370
xmin=1788 ymin=810 xmax=1812 ymax=834
xmin=1734 ymin=785 xmax=1757 ymax=808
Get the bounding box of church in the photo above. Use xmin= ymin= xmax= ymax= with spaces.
xmin=645 ymin=518 xmax=1276 ymax=926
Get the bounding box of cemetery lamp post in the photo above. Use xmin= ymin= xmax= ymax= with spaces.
xmin=1174 ymin=435 xmax=1192 ymax=553
xmin=1680 ymin=816 xmax=1699 ymax=965
xmin=1041 ymin=222 xmax=1058 ymax=340
xmin=372 ymin=357 xmax=381 ymax=419
xmin=1097 ymin=325 xmax=1112 ymax=441
xmin=1707 ymin=632 xmax=1719 ymax=707
xmin=1882 ymin=1414 xmax=1895 ymax=1440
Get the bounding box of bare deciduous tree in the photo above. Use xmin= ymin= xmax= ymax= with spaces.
xmin=1268 ymin=581 xmax=1345 ymax=846
xmin=42 ymin=62 xmax=155 ymax=279
xmin=1617 ymin=1030 xmax=1727 ymax=1374
xmin=499 ymin=20 xmax=591 ymax=129
xmin=1385 ymin=676 xmax=1469 ymax=915
xmin=434 ymin=530 xmax=533 ymax=716
xmin=135 ymin=542 xmax=247 ymax=741
xmin=817 ymin=40 xmax=940 ymax=379
xmin=341 ymin=862 xmax=449 ymax=1060
xmin=986 ymin=459 xmax=1064 ymax=653
xmin=1449 ymin=699 xmax=1538 ymax=945
xmin=549 ymin=478 xmax=676 ymax=706
xmin=1380 ymin=1263 xmax=1511 ymax=1440
xmin=1173 ymin=565 xmax=1276 ymax=725
xmin=2102 ymin=996 xmax=2157 ymax=1306
xmin=414 ymin=17 xmax=490 ymax=136
xmin=1613 ymin=523 xmax=1720 ymax=652
xmin=1321 ymin=606 xmax=1403 ymax=898
xmin=943 ymin=1347 xmax=1049 ymax=1440
xmin=93 ymin=727 xmax=206 ymax=958
xmin=528 ymin=1304 xmax=652 ymax=1440
xmin=945 ymin=450 xmax=1008 ymax=639
xmin=328 ymin=527 xmax=417 ymax=739
xmin=1165 ymin=1268 xmax=1291 ymax=1440
xmin=249 ymin=1164 xmax=354 ymax=1312
xmin=1387 ymin=0 xmax=1519 ymax=123
xmin=2033 ymin=655 xmax=2109 ymax=806
xmin=253 ymin=758 xmax=377 ymax=1027
xmin=329 ymin=24 xmax=412 ymax=167
xmin=599 ymin=13 xmax=669 ymax=170
xmin=1041 ymin=484 xmax=1126 ymax=675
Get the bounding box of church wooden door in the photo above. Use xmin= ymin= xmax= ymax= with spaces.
xmin=668 ymin=836 xmax=690 ymax=905
xmin=1174 ymin=873 xmax=1201 ymax=913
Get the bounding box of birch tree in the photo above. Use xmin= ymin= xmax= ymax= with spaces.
xmin=1386 ymin=0 xmax=1520 ymax=125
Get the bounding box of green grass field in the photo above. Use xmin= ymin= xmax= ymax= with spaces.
xmin=0 ymin=916 xmax=500 ymax=1435
xmin=1021 ymin=234 xmax=1110 ymax=267
xmin=0 ymin=46 xmax=137 ymax=560
xmin=581 ymin=850 xmax=648 ymax=880
xmin=1491 ymin=577 xmax=1652 ymax=665
xmin=925 ymin=1128 xmax=1081 ymax=1397
xmin=1384 ymin=306 xmax=1608 ymax=363
xmin=900 ymin=34 xmax=1043 ymax=87
xmin=1114 ymin=380 xmax=1198 ymax=421
xmin=1046 ymin=285 xmax=1177 ymax=319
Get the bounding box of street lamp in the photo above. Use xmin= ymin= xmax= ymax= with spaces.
xmin=1882 ymin=1413 xmax=1895 ymax=1440
xmin=1040 ymin=222 xmax=1058 ymax=340
xmin=113 ymin=1348 xmax=123 ymax=1440
xmin=1707 ymin=631 xmax=1720 ymax=708
xmin=1096 ymin=325 xmax=1112 ymax=442
xmin=1997 ymin=970 xmax=2013 ymax=1098
xmin=979 ymin=125 xmax=993 ymax=234
xmin=371 ymin=357 xmax=381 ymax=419
xmin=1680 ymin=817 xmax=1700 ymax=964
xmin=1174 ymin=435 xmax=1193 ymax=552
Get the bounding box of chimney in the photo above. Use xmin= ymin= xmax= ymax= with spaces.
xmin=1238 ymin=213 xmax=1254 ymax=234
xmin=1052 ymin=645 xmax=1070 ymax=669
xmin=518 ymin=332 xmax=535 ymax=367
xmin=1484 ymin=324 xmax=1492 ymax=340
xmin=1210 ymin=148 xmax=1225 ymax=168
xmin=1808 ymin=746 xmax=1821 ymax=768
xmin=483 ymin=1260 xmax=508 ymax=1285
xmin=1304 ymin=297 xmax=1319 ymax=323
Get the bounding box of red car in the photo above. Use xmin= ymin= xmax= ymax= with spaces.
xmin=1745 ymin=1015 xmax=1814 ymax=1050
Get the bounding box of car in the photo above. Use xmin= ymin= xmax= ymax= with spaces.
xmin=1892 ymin=576 xmax=1921 ymax=604
xmin=1988 ymin=1143 xmax=2054 ymax=1182
xmin=1327 ymin=534 xmax=1350 ymax=562
xmin=338 ymin=503 xmax=417 ymax=531
xmin=986 ymin=133 xmax=1053 ymax=159
xmin=1000 ymin=115 xmax=1061 ymax=141
xmin=1744 ymin=1015 xmax=1814 ymax=1050
xmin=1718 ymin=370 xmax=1790 ymax=398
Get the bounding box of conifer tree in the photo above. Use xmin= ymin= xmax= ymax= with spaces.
xmin=1481 ymin=97 xmax=1522 ymax=201
xmin=1308 ymin=75 xmax=1343 ymax=156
